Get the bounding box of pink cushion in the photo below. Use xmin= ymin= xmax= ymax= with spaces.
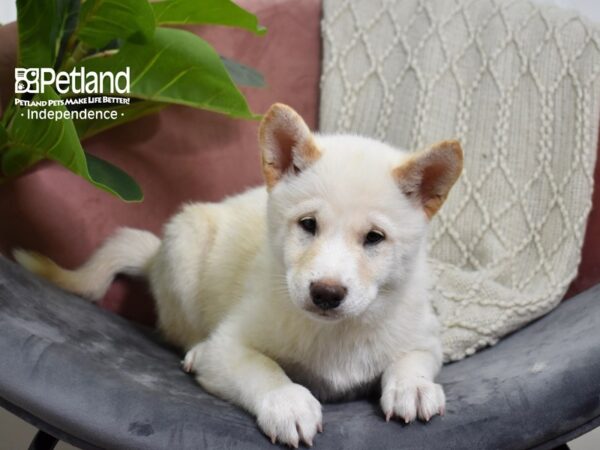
xmin=565 ymin=123 xmax=600 ymax=299
xmin=0 ymin=0 xmax=322 ymax=324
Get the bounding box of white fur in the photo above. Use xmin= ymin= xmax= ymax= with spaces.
xmin=16 ymin=115 xmax=451 ymax=447
xmin=14 ymin=228 xmax=159 ymax=300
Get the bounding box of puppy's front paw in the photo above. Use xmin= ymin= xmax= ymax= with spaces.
xmin=257 ymin=384 xmax=322 ymax=448
xmin=380 ymin=377 xmax=445 ymax=423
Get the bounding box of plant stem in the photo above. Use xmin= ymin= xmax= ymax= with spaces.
xmin=59 ymin=30 xmax=79 ymax=70
xmin=62 ymin=41 xmax=88 ymax=72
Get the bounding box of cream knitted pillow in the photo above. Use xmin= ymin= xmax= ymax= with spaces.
xmin=320 ymin=0 xmax=600 ymax=361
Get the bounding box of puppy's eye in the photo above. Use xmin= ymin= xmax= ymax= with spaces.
xmin=298 ymin=217 xmax=317 ymax=235
xmin=364 ymin=230 xmax=385 ymax=245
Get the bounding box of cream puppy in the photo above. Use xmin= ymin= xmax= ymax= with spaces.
xmin=15 ymin=104 xmax=463 ymax=447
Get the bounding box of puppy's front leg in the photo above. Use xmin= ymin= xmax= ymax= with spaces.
xmin=185 ymin=339 xmax=322 ymax=447
xmin=381 ymin=350 xmax=445 ymax=423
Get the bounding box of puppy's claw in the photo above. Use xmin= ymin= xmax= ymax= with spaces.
xmin=299 ymin=428 xmax=313 ymax=447
xmin=270 ymin=435 xmax=277 ymax=445
xmin=297 ymin=424 xmax=313 ymax=447
xmin=439 ymin=406 xmax=445 ymax=416
xmin=180 ymin=360 xmax=191 ymax=373
xmin=181 ymin=350 xmax=196 ymax=373
xmin=385 ymin=412 xmax=392 ymax=422
xmin=317 ymin=423 xmax=323 ymax=433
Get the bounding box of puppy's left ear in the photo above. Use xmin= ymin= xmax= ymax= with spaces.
xmin=259 ymin=103 xmax=321 ymax=190
xmin=393 ymin=140 xmax=463 ymax=219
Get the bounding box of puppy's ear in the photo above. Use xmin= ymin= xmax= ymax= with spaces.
xmin=259 ymin=103 xmax=321 ymax=190
xmin=393 ymin=140 xmax=463 ymax=219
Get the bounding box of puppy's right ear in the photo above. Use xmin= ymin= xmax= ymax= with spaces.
xmin=259 ymin=103 xmax=321 ymax=190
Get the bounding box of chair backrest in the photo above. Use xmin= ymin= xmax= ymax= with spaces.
xmin=0 ymin=0 xmax=596 ymax=329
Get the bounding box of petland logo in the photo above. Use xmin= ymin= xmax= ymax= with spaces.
xmin=15 ymin=67 xmax=130 ymax=95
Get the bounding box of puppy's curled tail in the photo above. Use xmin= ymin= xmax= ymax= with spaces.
xmin=13 ymin=228 xmax=160 ymax=301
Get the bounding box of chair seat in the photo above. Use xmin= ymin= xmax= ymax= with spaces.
xmin=0 ymin=255 xmax=599 ymax=450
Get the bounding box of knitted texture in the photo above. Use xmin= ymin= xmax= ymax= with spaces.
xmin=320 ymin=0 xmax=600 ymax=361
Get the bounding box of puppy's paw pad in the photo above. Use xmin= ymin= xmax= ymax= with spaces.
xmin=381 ymin=378 xmax=445 ymax=424
xmin=257 ymin=384 xmax=322 ymax=447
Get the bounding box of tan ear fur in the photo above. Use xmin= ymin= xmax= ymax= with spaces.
xmin=393 ymin=140 xmax=463 ymax=219
xmin=259 ymin=103 xmax=321 ymax=190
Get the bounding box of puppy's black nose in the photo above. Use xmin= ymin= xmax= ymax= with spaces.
xmin=310 ymin=280 xmax=347 ymax=310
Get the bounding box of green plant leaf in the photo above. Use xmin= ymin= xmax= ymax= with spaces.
xmin=74 ymin=100 xmax=166 ymax=139
xmin=17 ymin=0 xmax=54 ymax=67
xmin=54 ymin=0 xmax=81 ymax=68
xmin=85 ymin=152 xmax=143 ymax=200
xmin=77 ymin=0 xmax=155 ymax=49
xmin=221 ymin=56 xmax=265 ymax=88
xmin=17 ymin=0 xmax=77 ymax=68
xmin=78 ymin=27 xmax=257 ymax=119
xmin=0 ymin=122 xmax=9 ymax=166
xmin=152 ymin=0 xmax=266 ymax=35
xmin=0 ymin=122 xmax=7 ymax=148
xmin=2 ymin=87 xmax=142 ymax=201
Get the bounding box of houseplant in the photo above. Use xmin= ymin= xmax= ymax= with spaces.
xmin=0 ymin=0 xmax=265 ymax=202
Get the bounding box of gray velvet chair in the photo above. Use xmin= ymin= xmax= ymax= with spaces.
xmin=1 ymin=255 xmax=600 ymax=449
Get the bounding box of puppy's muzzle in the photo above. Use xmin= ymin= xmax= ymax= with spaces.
xmin=310 ymin=280 xmax=347 ymax=310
